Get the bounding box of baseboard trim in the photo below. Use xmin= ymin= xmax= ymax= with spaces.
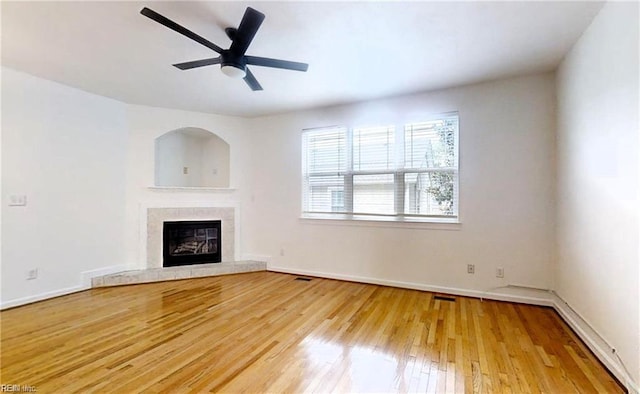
xmin=241 ymin=254 xmax=272 ymax=264
xmin=551 ymin=292 xmax=639 ymax=394
xmin=0 ymin=284 xmax=87 ymax=310
xmin=1 ymin=264 xmax=133 ymax=310
xmin=267 ymin=265 xmax=554 ymax=306
xmin=267 ymin=265 xmax=637 ymax=393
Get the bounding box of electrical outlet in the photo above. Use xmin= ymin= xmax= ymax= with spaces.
xmin=496 ymin=267 xmax=504 ymax=278
xmin=27 ymin=268 xmax=38 ymax=280
xmin=9 ymin=195 xmax=27 ymax=206
xmin=280 ymin=248 xmax=285 ymax=256
xmin=183 ymin=167 xmax=189 ymax=175
xmin=467 ymin=264 xmax=475 ymax=274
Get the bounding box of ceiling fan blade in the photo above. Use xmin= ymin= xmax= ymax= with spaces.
xmin=245 ymin=56 xmax=308 ymax=72
xmin=173 ymin=57 xmax=222 ymax=70
xmin=243 ymin=68 xmax=263 ymax=91
xmin=140 ymin=7 xmax=223 ymax=54
xmin=229 ymin=7 xmax=265 ymax=56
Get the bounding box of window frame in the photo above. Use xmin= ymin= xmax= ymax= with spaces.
xmin=301 ymin=112 xmax=460 ymax=224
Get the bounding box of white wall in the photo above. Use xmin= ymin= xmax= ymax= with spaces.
xmin=1 ymin=68 xmax=557 ymax=306
xmin=201 ymin=134 xmax=230 ymax=188
xmin=155 ymin=131 xmax=195 ymax=187
xmin=556 ymin=1 xmax=639 ymax=389
xmin=122 ymin=104 xmax=252 ymax=268
xmin=244 ymin=73 xmax=556 ymax=293
xmin=1 ymin=67 xmax=128 ymax=305
xmin=0 ymin=68 xmax=254 ymax=305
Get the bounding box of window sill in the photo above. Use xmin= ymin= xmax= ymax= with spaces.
xmin=299 ymin=213 xmax=461 ymax=230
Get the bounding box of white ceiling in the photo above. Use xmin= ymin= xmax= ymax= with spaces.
xmin=1 ymin=1 xmax=603 ymax=117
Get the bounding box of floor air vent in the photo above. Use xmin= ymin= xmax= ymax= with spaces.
xmin=295 ymin=277 xmax=312 ymax=281
xmin=434 ymin=295 xmax=456 ymax=302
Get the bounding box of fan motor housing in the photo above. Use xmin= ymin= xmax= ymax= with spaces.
xmin=221 ymin=50 xmax=246 ymax=71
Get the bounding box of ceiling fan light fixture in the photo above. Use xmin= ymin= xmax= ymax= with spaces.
xmin=221 ymin=65 xmax=246 ymax=79
xmin=140 ymin=6 xmax=308 ymax=91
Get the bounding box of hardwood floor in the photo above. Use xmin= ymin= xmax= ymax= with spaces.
xmin=1 ymin=272 xmax=623 ymax=393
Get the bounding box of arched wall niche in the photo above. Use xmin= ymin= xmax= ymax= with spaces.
xmin=154 ymin=127 xmax=230 ymax=188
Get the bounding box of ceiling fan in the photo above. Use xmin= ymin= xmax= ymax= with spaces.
xmin=140 ymin=6 xmax=309 ymax=91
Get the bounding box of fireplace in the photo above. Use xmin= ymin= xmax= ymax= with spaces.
xmin=163 ymin=220 xmax=222 ymax=267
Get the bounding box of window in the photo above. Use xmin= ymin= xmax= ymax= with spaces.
xmin=302 ymin=112 xmax=459 ymax=222
xmin=330 ymin=189 xmax=345 ymax=212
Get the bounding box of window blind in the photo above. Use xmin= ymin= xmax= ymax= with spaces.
xmin=302 ymin=113 xmax=459 ymax=221
xmin=302 ymin=127 xmax=347 ymax=213
xmin=353 ymin=125 xmax=395 ymax=171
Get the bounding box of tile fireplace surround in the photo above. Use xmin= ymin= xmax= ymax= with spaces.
xmin=147 ymin=207 xmax=235 ymax=268
xmin=91 ymin=206 xmax=267 ymax=288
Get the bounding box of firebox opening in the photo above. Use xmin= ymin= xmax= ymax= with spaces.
xmin=163 ymin=220 xmax=222 ymax=267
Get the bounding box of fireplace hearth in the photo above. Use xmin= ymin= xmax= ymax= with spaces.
xmin=163 ymin=220 xmax=222 ymax=267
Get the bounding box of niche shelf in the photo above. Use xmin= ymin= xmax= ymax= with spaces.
xmin=154 ymin=127 xmax=231 ymax=189
xmin=147 ymin=186 xmax=236 ymax=192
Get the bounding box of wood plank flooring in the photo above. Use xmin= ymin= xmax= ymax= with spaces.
xmin=0 ymin=272 xmax=623 ymax=393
